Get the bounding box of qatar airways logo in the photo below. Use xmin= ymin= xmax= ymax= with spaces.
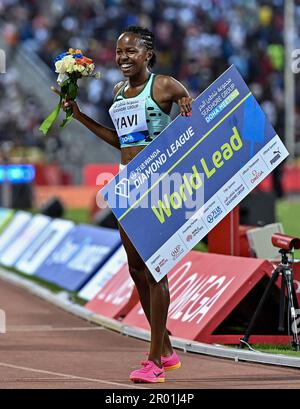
xmin=250 ymin=169 xmax=263 ymax=184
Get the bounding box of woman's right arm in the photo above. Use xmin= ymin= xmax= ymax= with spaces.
xmin=51 ymin=86 xmax=121 ymax=150
xmin=75 ymin=108 xmax=120 ymax=150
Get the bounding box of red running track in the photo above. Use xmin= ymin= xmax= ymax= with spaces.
xmin=0 ymin=278 xmax=300 ymax=389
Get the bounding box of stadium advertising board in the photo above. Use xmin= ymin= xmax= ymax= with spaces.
xmin=85 ymin=264 xmax=137 ymax=320
xmin=16 ymin=219 xmax=75 ymax=275
xmin=79 ymin=246 xmax=127 ymax=300
xmin=0 ymin=208 xmax=14 ymax=233
xmin=0 ymin=211 xmax=31 ymax=257
xmin=36 ymin=224 xmax=121 ymax=291
xmin=123 ymin=251 xmax=274 ymax=343
xmin=0 ymin=214 xmax=51 ymax=267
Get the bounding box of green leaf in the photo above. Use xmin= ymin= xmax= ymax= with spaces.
xmin=40 ymin=77 xmax=79 ymax=134
xmin=39 ymin=97 xmax=62 ymax=135
xmin=60 ymin=113 xmax=74 ymax=128
xmin=60 ymin=79 xmax=70 ymax=97
xmin=67 ymin=79 xmax=78 ymax=100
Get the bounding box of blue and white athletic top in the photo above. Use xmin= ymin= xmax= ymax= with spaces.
xmin=109 ymin=73 xmax=171 ymax=148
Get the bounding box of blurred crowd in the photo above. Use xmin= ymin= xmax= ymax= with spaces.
xmin=0 ymin=0 xmax=299 ymax=168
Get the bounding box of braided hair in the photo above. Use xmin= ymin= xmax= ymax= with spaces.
xmin=122 ymin=26 xmax=156 ymax=68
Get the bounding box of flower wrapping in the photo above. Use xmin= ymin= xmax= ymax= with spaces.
xmin=39 ymin=48 xmax=101 ymax=135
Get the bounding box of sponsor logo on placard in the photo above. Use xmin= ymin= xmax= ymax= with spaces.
xmin=154 ymin=257 xmax=168 ymax=273
xmin=206 ymin=206 xmax=222 ymax=224
xmin=171 ymin=244 xmax=184 ymax=261
xmin=270 ymin=149 xmax=281 ymax=166
xmin=250 ymin=169 xmax=263 ymax=184
xmin=115 ymin=178 xmax=130 ymax=198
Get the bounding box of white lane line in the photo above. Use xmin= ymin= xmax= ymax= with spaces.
xmin=0 ymin=377 xmax=78 ymax=382
xmin=7 ymin=326 xmax=105 ymax=332
xmin=0 ymin=362 xmax=147 ymax=389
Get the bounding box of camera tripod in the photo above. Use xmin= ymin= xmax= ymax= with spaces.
xmin=240 ymin=248 xmax=300 ymax=351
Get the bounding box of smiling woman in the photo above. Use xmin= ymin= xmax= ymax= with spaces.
xmin=52 ymin=25 xmax=193 ymax=384
xmin=116 ymin=26 xmax=156 ymax=74
xmin=110 ymin=27 xmax=173 ymax=155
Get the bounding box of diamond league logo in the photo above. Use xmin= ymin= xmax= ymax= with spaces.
xmin=115 ymin=178 xmax=130 ymax=198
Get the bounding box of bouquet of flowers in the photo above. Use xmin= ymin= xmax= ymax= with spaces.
xmin=39 ymin=48 xmax=101 ymax=135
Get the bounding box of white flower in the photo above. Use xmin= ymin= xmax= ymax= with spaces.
xmin=55 ymin=55 xmax=75 ymax=74
xmin=94 ymin=71 xmax=101 ymax=79
xmin=73 ymin=64 xmax=85 ymax=73
xmin=81 ymin=63 xmax=94 ymax=76
xmin=64 ymin=56 xmax=76 ymax=73
xmin=57 ymin=73 xmax=68 ymax=84
xmin=55 ymin=60 xmax=65 ymax=74
xmin=87 ymin=63 xmax=95 ymax=74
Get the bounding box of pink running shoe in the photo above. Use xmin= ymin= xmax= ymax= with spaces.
xmin=161 ymin=351 xmax=181 ymax=372
xmin=130 ymin=360 xmax=165 ymax=383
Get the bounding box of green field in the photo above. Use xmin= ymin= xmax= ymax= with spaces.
xmin=64 ymin=208 xmax=90 ymax=224
xmin=276 ymin=199 xmax=300 ymax=258
xmin=248 ymin=344 xmax=300 ymax=356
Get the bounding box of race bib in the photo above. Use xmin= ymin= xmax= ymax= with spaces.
xmin=109 ymin=97 xmax=149 ymax=144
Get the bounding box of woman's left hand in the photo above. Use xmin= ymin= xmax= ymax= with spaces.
xmin=178 ymin=96 xmax=193 ymax=116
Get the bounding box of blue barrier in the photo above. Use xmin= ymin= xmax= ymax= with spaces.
xmin=15 ymin=218 xmax=75 ymax=275
xmin=35 ymin=224 xmax=122 ymax=291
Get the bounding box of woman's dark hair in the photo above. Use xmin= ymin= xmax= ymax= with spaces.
xmin=122 ymin=26 xmax=156 ymax=68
